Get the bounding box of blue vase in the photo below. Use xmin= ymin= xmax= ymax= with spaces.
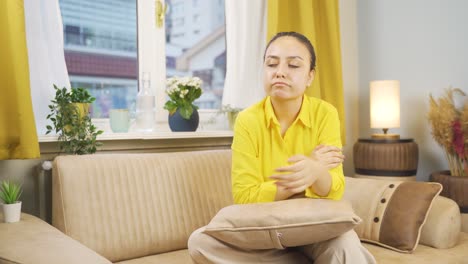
xmin=168 ymin=108 xmax=199 ymax=132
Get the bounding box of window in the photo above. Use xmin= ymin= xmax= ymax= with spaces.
xmin=59 ymin=0 xmax=137 ymax=119
xmin=58 ymin=0 xmax=226 ymax=123
xmin=165 ymin=0 xmax=226 ymax=109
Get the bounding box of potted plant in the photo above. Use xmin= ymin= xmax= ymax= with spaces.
xmin=0 ymin=180 xmax=22 ymax=223
xmin=46 ymin=85 xmax=103 ymax=154
xmin=428 ymin=87 xmax=468 ymax=212
xmin=220 ymin=104 xmax=243 ymax=130
xmin=164 ymin=76 xmax=203 ymax=131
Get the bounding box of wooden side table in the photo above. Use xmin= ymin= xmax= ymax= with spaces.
xmin=353 ymin=138 xmax=419 ymax=181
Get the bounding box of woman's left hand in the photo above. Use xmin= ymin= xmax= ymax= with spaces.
xmin=270 ymin=155 xmax=326 ymax=194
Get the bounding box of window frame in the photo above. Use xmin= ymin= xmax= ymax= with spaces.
xmin=137 ymin=0 xmax=167 ymax=123
xmin=136 ymin=0 xmax=225 ymax=128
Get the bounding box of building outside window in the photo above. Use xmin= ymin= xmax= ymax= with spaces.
xmin=58 ymin=0 xmax=226 ymax=120
xmin=59 ymin=0 xmax=138 ymax=118
xmin=166 ymin=0 xmax=226 ymax=109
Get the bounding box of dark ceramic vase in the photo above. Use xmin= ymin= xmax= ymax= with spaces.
xmin=168 ymin=108 xmax=199 ymax=132
xmin=430 ymin=170 xmax=468 ymax=213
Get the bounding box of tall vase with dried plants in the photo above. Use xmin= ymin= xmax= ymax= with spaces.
xmin=428 ymin=87 xmax=468 ymax=177
xmin=428 ymin=87 xmax=468 ymax=214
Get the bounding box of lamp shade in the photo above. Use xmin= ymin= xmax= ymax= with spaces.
xmin=370 ymin=80 xmax=400 ymax=129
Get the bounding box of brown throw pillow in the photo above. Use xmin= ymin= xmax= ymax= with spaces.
xmin=203 ymin=198 xmax=361 ymax=250
xmin=343 ymin=177 xmax=442 ymax=253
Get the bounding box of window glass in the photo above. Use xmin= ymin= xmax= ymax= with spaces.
xmin=165 ymin=0 xmax=226 ymax=109
xmin=59 ymin=0 xmax=137 ymax=118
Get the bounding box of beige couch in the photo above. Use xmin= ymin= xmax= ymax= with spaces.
xmin=1 ymin=149 xmax=467 ymax=264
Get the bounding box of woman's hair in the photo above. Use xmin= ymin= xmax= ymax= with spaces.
xmin=264 ymin=31 xmax=316 ymax=71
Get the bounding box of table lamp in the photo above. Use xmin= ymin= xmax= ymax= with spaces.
xmin=370 ymin=80 xmax=400 ymax=139
xmin=353 ymin=80 xmax=418 ymax=181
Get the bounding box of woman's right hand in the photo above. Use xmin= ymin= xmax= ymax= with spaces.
xmin=311 ymin=145 xmax=345 ymax=170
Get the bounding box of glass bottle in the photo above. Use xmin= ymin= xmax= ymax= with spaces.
xmin=135 ymin=72 xmax=155 ymax=132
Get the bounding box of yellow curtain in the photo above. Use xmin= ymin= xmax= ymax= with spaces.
xmin=0 ymin=0 xmax=40 ymax=159
xmin=268 ymin=0 xmax=346 ymax=144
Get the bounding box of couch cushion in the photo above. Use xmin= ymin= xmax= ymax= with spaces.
xmin=114 ymin=249 xmax=191 ymax=264
xmin=0 ymin=213 xmax=111 ymax=264
xmin=203 ymin=198 xmax=361 ymax=250
xmin=363 ymin=232 xmax=468 ymax=264
xmin=52 ymin=150 xmax=233 ymax=262
xmin=344 ymin=177 xmax=442 ymax=253
xmin=420 ymin=195 xmax=460 ymax=249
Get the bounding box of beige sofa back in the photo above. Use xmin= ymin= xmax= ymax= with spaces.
xmin=52 ymin=150 xmax=233 ymax=262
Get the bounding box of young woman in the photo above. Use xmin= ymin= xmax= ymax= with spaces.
xmin=188 ymin=31 xmax=376 ymax=264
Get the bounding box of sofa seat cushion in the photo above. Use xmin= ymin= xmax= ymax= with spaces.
xmin=114 ymin=249 xmax=191 ymax=264
xmin=363 ymin=232 xmax=468 ymax=264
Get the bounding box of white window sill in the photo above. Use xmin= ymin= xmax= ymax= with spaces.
xmin=38 ymin=127 xmax=233 ymax=157
xmin=38 ymin=111 xmax=234 ymax=156
xmin=38 ymin=130 xmax=234 ymax=142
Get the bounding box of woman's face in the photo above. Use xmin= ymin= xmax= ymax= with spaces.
xmin=263 ymin=36 xmax=314 ymax=102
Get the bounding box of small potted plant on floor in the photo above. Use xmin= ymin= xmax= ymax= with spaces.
xmin=0 ymin=180 xmax=23 ymax=223
xmin=46 ymin=85 xmax=103 ymax=154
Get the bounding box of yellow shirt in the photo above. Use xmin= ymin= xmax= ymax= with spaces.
xmin=231 ymin=96 xmax=345 ymax=204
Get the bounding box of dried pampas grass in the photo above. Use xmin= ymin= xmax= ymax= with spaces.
xmin=428 ymin=88 xmax=467 ymax=176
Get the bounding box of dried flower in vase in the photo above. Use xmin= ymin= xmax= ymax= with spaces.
xmin=428 ymin=87 xmax=468 ymax=176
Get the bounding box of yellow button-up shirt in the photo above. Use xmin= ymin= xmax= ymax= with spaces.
xmin=231 ymin=96 xmax=345 ymax=204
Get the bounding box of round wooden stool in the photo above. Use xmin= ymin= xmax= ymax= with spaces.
xmin=353 ymin=138 xmax=419 ymax=181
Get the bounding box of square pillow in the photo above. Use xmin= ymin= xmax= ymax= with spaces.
xmin=203 ymin=198 xmax=361 ymax=250
xmin=343 ymin=177 xmax=442 ymax=253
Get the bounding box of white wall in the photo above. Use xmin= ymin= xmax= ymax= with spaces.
xmin=340 ymin=0 xmax=468 ymax=180
xmin=339 ymin=0 xmax=360 ymax=177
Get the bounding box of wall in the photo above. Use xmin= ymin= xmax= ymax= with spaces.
xmin=339 ymin=0 xmax=360 ymax=177
xmin=340 ymin=0 xmax=468 ymax=180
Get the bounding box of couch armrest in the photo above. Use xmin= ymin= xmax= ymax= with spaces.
xmin=0 ymin=213 xmax=111 ymax=264
xmin=419 ymin=195 xmax=461 ymax=249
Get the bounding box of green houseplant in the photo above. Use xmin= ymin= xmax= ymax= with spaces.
xmin=164 ymin=76 xmax=203 ymax=119
xmin=46 ymin=85 xmax=103 ymax=155
xmin=0 ymin=180 xmax=23 ymax=223
xmin=220 ymin=104 xmax=243 ymax=130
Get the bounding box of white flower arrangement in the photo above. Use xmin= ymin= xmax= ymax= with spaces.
xmin=164 ymin=76 xmax=203 ymax=119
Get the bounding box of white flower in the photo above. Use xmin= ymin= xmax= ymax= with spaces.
xmin=165 ymin=76 xmax=203 ymax=100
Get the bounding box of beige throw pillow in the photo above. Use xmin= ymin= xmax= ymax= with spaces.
xmin=344 ymin=177 xmax=443 ymax=253
xmin=203 ymin=198 xmax=361 ymax=250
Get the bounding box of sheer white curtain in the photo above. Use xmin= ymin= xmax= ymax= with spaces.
xmin=222 ymin=0 xmax=267 ymax=109
xmin=24 ymin=0 xmax=70 ymax=135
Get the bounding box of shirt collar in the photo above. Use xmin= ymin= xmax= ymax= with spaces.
xmin=264 ymin=96 xmax=312 ymax=128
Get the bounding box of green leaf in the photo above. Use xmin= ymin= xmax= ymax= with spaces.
xmin=0 ymin=181 xmax=22 ymax=204
xmin=179 ymin=105 xmax=193 ymax=119
xmin=164 ymin=101 xmax=177 ymax=112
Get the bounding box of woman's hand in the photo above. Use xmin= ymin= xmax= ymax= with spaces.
xmin=270 ymin=155 xmax=326 ymax=194
xmin=312 ymin=145 xmax=344 ymax=170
